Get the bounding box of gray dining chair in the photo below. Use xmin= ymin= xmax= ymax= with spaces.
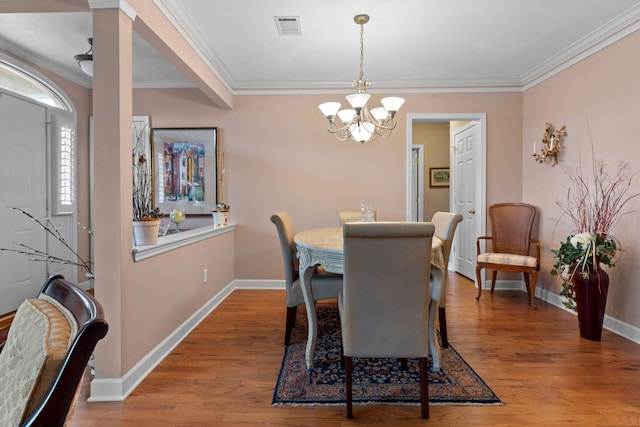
xmin=429 ymin=211 xmax=463 ymax=349
xmin=270 ymin=212 xmax=343 ymax=345
xmin=340 ymin=221 xmax=434 ymax=419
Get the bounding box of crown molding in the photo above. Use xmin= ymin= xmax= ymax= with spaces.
xmin=88 ymin=0 xmax=136 ymax=21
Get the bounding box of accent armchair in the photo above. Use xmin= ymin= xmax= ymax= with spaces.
xmin=271 ymin=212 xmax=343 ymax=345
xmin=476 ymin=203 xmax=540 ymax=306
xmin=0 ymin=274 xmax=108 ymax=427
xmin=340 ymin=222 xmax=434 ymax=419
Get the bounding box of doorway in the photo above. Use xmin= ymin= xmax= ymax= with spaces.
xmin=406 ymin=113 xmax=486 ymax=280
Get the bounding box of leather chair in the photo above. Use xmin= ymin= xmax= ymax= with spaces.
xmin=271 ymin=212 xmax=343 ymax=345
xmin=476 ymin=203 xmax=540 ymax=306
xmin=0 ymin=274 xmax=108 ymax=427
xmin=429 ymin=212 xmax=463 ymax=349
xmin=336 ymin=209 xmax=377 ymax=226
xmin=340 ymin=222 xmax=434 ymax=419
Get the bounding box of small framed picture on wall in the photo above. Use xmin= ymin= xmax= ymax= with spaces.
xmin=429 ymin=167 xmax=450 ymax=188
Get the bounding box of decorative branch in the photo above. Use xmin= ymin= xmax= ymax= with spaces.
xmin=0 ymin=207 xmax=93 ymax=278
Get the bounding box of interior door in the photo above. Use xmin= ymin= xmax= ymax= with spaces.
xmin=0 ymin=92 xmax=47 ymax=314
xmin=453 ymin=121 xmax=479 ymax=279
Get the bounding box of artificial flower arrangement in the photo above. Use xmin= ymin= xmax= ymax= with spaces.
xmin=550 ymin=156 xmax=638 ymax=311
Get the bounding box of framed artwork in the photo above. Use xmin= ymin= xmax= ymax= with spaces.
xmin=429 ymin=167 xmax=450 ymax=188
xmin=152 ymin=128 xmax=217 ymax=215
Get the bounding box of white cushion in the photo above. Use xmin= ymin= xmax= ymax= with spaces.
xmin=478 ymin=252 xmax=537 ymax=267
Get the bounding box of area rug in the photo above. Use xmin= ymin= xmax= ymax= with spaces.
xmin=273 ymin=305 xmax=502 ymax=406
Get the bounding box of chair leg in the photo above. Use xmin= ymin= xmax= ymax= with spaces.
xmin=529 ymin=271 xmax=537 ymax=308
xmin=490 ymin=271 xmax=498 ymax=293
xmin=346 ymin=357 xmax=353 ymax=418
xmin=284 ymin=305 xmax=297 ymax=345
xmin=420 ymin=357 xmax=430 ymax=419
xmin=475 ymin=265 xmax=483 ymax=301
xmin=400 ymin=358 xmax=408 ymax=370
xmin=439 ymin=307 xmax=449 ymax=348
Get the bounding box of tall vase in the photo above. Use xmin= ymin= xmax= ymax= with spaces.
xmin=572 ymin=267 xmax=609 ymax=341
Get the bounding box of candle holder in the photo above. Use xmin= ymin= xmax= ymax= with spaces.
xmin=532 ymin=123 xmax=566 ymax=166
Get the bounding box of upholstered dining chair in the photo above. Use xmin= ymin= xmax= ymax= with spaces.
xmin=476 ymin=203 xmax=540 ymax=306
xmin=0 ymin=274 xmax=108 ymax=427
xmin=335 ymin=209 xmax=376 ymax=226
xmin=429 ymin=211 xmax=463 ymax=349
xmin=270 ymin=212 xmax=343 ymax=345
xmin=340 ymin=222 xmax=434 ymax=419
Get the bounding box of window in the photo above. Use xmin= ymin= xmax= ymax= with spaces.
xmin=0 ymin=60 xmax=68 ymax=111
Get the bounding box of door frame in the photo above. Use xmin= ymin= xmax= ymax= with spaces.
xmin=411 ymin=144 xmax=424 ymax=221
xmin=406 ymin=113 xmax=487 ymax=281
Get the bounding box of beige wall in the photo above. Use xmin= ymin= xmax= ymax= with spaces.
xmin=131 ymin=90 xmax=522 ymax=283
xmin=412 ymin=122 xmax=450 ymax=220
xmin=523 ymin=29 xmax=640 ymax=327
xmin=5 ymin=0 xmax=640 ymax=395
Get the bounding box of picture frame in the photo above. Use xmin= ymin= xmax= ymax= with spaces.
xmin=429 ymin=167 xmax=450 ymax=188
xmin=152 ymin=127 xmax=217 ymax=215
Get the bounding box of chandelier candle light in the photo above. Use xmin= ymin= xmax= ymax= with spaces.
xmin=318 ymin=14 xmax=405 ymax=143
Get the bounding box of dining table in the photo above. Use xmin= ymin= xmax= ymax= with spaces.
xmin=294 ymin=226 xmax=446 ymax=372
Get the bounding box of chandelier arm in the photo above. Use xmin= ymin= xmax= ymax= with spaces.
xmin=360 ymin=107 xmax=399 ymax=131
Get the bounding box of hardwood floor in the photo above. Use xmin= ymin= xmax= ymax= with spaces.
xmin=71 ymin=273 xmax=640 ymax=426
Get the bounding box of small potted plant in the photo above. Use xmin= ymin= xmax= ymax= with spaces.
xmin=212 ymin=202 xmax=230 ymax=227
xmin=132 ymin=124 xmax=161 ymax=245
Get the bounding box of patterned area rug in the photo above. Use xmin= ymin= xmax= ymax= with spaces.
xmin=273 ymin=305 xmax=502 ymax=406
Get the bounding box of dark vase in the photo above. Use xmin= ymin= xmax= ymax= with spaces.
xmin=572 ymin=267 xmax=609 ymax=341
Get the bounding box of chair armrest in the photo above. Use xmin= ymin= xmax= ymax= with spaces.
xmin=476 ymin=236 xmax=492 ymax=255
xmin=530 ymin=239 xmax=541 ymax=270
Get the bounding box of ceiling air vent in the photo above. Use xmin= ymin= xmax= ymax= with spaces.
xmin=274 ymin=16 xmax=301 ymax=35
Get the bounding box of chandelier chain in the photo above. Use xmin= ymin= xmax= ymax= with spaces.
xmin=359 ymin=22 xmax=364 ymax=83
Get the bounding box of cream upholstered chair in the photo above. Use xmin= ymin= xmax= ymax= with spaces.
xmin=0 ymin=274 xmax=108 ymax=427
xmin=340 ymin=222 xmax=434 ymax=419
xmin=476 ymin=203 xmax=540 ymax=306
xmin=335 ymin=209 xmax=376 ymax=226
xmin=429 ymin=212 xmax=463 ymax=349
xmin=271 ymin=212 xmax=343 ymax=345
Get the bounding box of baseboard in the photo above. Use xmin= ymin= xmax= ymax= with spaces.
xmin=89 ymin=277 xmax=639 ymax=401
xmin=483 ymin=279 xmax=640 ymax=345
xmin=89 ymin=280 xmax=238 ymax=401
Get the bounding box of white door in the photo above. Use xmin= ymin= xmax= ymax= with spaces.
xmin=410 ymin=145 xmax=424 ymax=221
xmin=453 ymin=121 xmax=480 ymax=279
xmin=0 ymin=93 xmax=47 ymax=314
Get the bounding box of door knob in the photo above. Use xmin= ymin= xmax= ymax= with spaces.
xmin=468 ymin=209 xmax=476 ymax=214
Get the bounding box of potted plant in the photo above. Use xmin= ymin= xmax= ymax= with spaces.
xmin=551 ymin=156 xmax=638 ymax=340
xmin=132 ymin=124 xmax=161 ymax=245
xmin=212 ymin=202 xmax=230 ymax=227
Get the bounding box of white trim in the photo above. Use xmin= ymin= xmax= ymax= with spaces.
xmin=132 ymin=224 xmax=235 ymax=261
xmin=88 ymin=279 xmax=282 ymax=401
xmin=489 ymin=282 xmax=640 ymax=345
xmin=88 ymin=0 xmax=137 ymax=21
xmin=88 ymin=277 xmax=639 ymax=401
xmin=522 ymin=4 xmax=640 ymax=90
xmin=89 ymin=280 xmax=237 ymax=401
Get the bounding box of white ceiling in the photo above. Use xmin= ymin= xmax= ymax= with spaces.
xmin=1 ymin=0 xmax=640 ymax=93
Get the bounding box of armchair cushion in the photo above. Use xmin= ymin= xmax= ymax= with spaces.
xmin=0 ymin=298 xmax=75 ymax=426
xmin=477 ymin=252 xmax=537 ymax=267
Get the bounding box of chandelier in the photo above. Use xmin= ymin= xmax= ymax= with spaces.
xmin=318 ymin=14 xmax=405 ymax=143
